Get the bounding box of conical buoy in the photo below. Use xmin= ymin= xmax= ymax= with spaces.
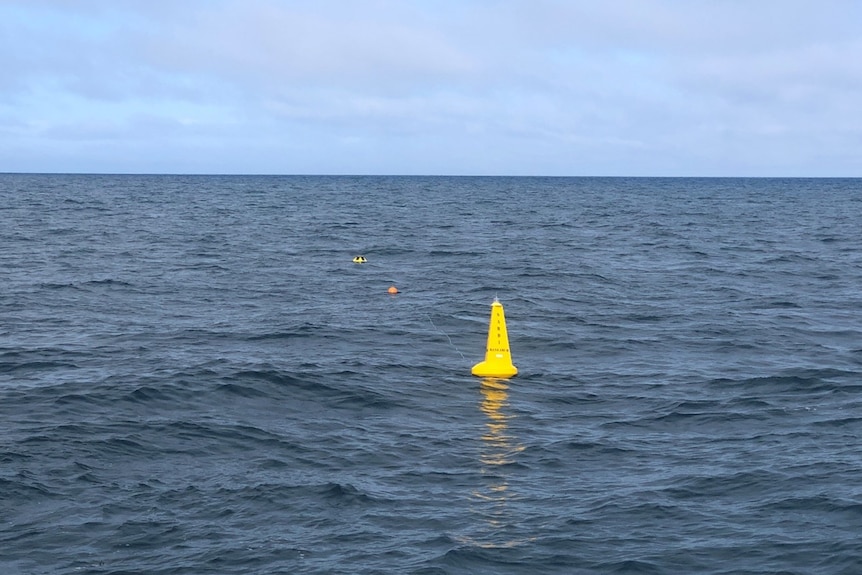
xmin=471 ymin=298 xmax=517 ymax=378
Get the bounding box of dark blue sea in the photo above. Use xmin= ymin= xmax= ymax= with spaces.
xmin=2 ymin=174 xmax=862 ymax=574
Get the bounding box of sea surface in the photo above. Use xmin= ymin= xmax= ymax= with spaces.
xmin=2 ymin=174 xmax=862 ymax=574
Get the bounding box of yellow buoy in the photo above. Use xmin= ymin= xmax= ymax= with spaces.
xmin=352 ymin=255 xmax=367 ymax=263
xmin=387 ymin=285 xmax=399 ymax=295
xmin=471 ymin=298 xmax=518 ymax=378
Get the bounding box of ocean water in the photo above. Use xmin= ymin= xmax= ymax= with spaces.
xmin=2 ymin=174 xmax=862 ymax=574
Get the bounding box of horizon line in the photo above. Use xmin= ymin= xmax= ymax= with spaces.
xmin=2 ymin=172 xmax=859 ymax=179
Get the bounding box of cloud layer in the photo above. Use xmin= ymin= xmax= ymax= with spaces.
xmin=2 ymin=0 xmax=861 ymax=175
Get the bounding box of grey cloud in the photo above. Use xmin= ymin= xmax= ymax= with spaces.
xmin=2 ymin=0 xmax=861 ymax=174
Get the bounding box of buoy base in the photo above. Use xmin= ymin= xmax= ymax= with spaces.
xmin=471 ymin=360 xmax=517 ymax=379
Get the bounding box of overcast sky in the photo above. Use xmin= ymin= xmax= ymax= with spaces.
xmin=2 ymin=0 xmax=860 ymax=176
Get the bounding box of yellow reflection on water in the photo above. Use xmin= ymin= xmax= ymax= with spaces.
xmin=465 ymin=378 xmax=527 ymax=548
xmin=479 ymin=379 xmax=521 ymax=466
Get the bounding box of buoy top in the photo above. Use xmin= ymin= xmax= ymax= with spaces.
xmin=387 ymin=285 xmax=399 ymax=294
xmin=352 ymin=256 xmax=367 ymax=263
